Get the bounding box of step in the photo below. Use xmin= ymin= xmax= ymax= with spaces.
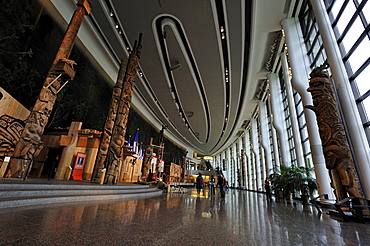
xmin=0 ymin=182 xmax=163 ymax=209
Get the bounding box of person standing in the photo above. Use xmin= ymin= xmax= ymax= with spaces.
xmin=218 ymin=174 xmax=226 ymax=197
xmin=196 ymin=173 xmax=204 ymax=195
xmin=208 ymin=175 xmax=215 ymax=196
xmin=265 ymin=178 xmax=272 ymax=201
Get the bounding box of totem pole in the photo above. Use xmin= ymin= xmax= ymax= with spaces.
xmin=306 ymin=62 xmax=365 ymax=201
xmin=141 ymin=138 xmax=153 ymax=182
xmin=6 ymin=0 xmax=92 ymax=179
xmin=92 ymin=59 xmax=127 ymax=181
xmin=104 ymin=34 xmax=142 ymax=184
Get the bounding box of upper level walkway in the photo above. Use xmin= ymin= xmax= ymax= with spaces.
xmin=0 ymin=186 xmax=369 ymax=245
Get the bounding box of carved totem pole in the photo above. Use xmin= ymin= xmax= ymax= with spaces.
xmin=306 ymin=62 xmax=365 ymax=201
xmin=141 ymin=138 xmax=154 ymax=181
xmin=104 ymin=34 xmax=142 ymax=184
xmin=6 ymin=0 xmax=92 ymax=179
xmin=92 ymin=59 xmax=127 ymax=181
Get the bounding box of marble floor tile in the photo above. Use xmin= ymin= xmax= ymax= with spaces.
xmin=0 ymin=188 xmax=369 ymax=246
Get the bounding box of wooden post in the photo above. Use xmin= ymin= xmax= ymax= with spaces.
xmin=6 ymin=0 xmax=92 ymax=178
xmin=55 ymin=121 xmax=82 ymax=179
xmin=104 ymin=34 xmax=142 ymax=184
xmin=141 ymin=138 xmax=153 ymax=181
xmin=93 ymin=59 xmax=127 ymax=181
xmin=306 ymin=62 xmax=365 ymax=201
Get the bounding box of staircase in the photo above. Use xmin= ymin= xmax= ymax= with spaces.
xmin=0 ymin=179 xmax=163 ymax=209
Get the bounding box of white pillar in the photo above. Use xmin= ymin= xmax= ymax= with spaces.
xmin=239 ymin=137 xmax=246 ymax=188
xmin=281 ymin=52 xmax=306 ymax=167
xmin=244 ymin=129 xmax=253 ymax=190
xmin=232 ymin=143 xmax=237 ymax=187
xmin=310 ymin=0 xmax=370 ymax=198
xmin=251 ymin=118 xmax=262 ymax=191
xmin=268 ymin=100 xmax=281 ymax=171
xmin=269 ymin=73 xmax=291 ymax=166
xmin=281 ymin=17 xmax=334 ymax=199
xmin=259 ymin=101 xmax=273 ymax=178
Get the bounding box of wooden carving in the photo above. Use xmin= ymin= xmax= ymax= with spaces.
xmin=104 ymin=34 xmax=142 ymax=184
xmin=93 ymin=59 xmax=127 ymax=180
xmin=306 ymin=62 xmax=365 ymax=201
xmin=141 ymin=138 xmax=153 ymax=181
xmin=6 ymin=0 xmax=92 ymax=178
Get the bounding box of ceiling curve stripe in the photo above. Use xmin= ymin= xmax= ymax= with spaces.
xmin=209 ymin=0 xmax=251 ymax=152
xmin=153 ymin=15 xmax=211 ymax=144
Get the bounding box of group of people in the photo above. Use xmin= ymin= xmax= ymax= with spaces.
xmin=195 ymin=173 xmax=227 ymax=197
xmin=195 ymin=173 xmax=272 ymax=200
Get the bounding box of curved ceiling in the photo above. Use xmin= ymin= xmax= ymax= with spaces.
xmin=45 ymin=0 xmax=289 ymax=156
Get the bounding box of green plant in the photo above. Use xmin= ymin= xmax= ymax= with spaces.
xmin=269 ymin=165 xmax=318 ymax=199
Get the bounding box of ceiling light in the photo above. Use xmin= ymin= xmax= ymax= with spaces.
xmin=170 ymin=62 xmax=181 ymax=71
xmin=115 ymin=23 xmax=119 ymax=29
xmin=222 ymin=33 xmax=225 ymax=39
xmin=220 ymin=26 xmax=224 ymax=32
xmin=118 ymin=30 xmax=122 ymax=35
xmin=110 ymin=10 xmax=114 ymax=17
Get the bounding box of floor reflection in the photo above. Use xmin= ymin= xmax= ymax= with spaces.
xmin=0 ymin=188 xmax=369 ymax=245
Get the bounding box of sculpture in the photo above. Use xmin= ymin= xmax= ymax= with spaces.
xmin=306 ymin=62 xmax=365 ymax=201
xmin=6 ymin=0 xmax=92 ymax=178
xmin=104 ymin=34 xmax=142 ymax=184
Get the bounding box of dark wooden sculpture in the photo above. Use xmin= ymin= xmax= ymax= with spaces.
xmin=93 ymin=59 xmax=127 ymax=181
xmin=104 ymin=34 xmax=142 ymax=184
xmin=306 ymin=62 xmax=365 ymax=201
xmin=6 ymin=0 xmax=92 ymax=178
xmin=141 ymin=138 xmax=153 ymax=182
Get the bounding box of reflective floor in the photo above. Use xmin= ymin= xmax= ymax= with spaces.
xmin=0 ymin=188 xmax=369 ymax=246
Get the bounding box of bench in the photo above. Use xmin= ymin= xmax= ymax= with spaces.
xmin=310 ymin=194 xmax=336 ymax=214
xmin=333 ymin=197 xmax=370 ymax=223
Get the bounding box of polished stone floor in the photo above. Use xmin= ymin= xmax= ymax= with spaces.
xmin=0 ymin=188 xmax=369 ymax=246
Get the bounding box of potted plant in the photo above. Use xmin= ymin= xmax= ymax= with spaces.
xmin=269 ymin=165 xmax=296 ymax=200
xmin=288 ymin=165 xmax=318 ymax=204
xmin=269 ymin=165 xmax=318 ymax=203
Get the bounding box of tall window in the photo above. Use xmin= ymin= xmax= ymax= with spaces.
xmin=299 ymin=0 xmax=370 ymax=147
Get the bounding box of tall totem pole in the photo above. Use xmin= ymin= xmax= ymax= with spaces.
xmin=6 ymin=0 xmax=92 ymax=179
xmin=306 ymin=62 xmax=365 ymax=201
xmin=93 ymin=59 xmax=127 ymax=181
xmin=104 ymin=34 xmax=142 ymax=184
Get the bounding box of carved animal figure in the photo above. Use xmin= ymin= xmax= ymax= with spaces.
xmin=306 ymin=63 xmax=365 ymax=201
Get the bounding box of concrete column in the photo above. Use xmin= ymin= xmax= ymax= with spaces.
xmin=267 ymin=99 xmax=281 ymax=171
xmin=239 ymin=137 xmax=246 ymax=188
xmin=281 ymin=52 xmax=306 ymax=167
xmin=311 ymin=0 xmax=370 ymax=198
xmin=251 ymin=118 xmax=262 ymax=191
xmin=281 ymin=17 xmax=334 ymax=199
xmin=269 ymin=73 xmax=291 ymax=166
xmin=259 ymin=101 xmax=273 ymax=178
xmin=244 ymin=129 xmax=253 ymax=190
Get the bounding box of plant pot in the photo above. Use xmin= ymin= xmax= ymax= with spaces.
xmin=285 ymin=193 xmax=293 ymax=201
xmin=301 ymin=195 xmax=310 ymax=205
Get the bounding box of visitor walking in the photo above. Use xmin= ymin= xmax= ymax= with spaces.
xmin=208 ymin=175 xmax=215 ymax=196
xmin=218 ymin=174 xmax=226 ymax=197
xmin=265 ymin=178 xmax=272 ymax=201
xmin=196 ymin=173 xmax=204 ymax=195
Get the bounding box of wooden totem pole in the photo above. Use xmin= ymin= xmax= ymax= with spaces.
xmin=306 ymin=62 xmax=365 ymax=201
xmin=6 ymin=0 xmax=92 ymax=179
xmin=141 ymin=138 xmax=154 ymax=181
xmin=104 ymin=34 xmax=142 ymax=184
xmin=92 ymin=59 xmax=127 ymax=181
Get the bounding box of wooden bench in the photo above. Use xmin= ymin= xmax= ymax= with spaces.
xmin=334 ymin=197 xmax=370 ymax=223
xmin=310 ymin=194 xmax=336 ymax=214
